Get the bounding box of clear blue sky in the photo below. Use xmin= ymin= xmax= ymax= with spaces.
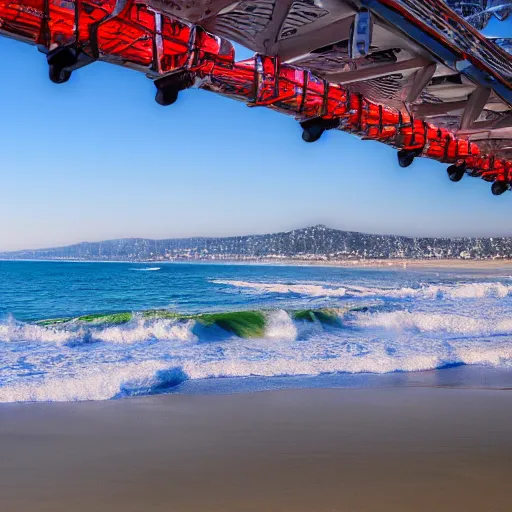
xmin=0 ymin=19 xmax=510 ymax=251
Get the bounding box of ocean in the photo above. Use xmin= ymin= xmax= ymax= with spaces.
xmin=1 ymin=260 xmax=512 ymax=402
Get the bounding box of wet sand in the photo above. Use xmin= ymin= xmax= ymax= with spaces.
xmin=1 ymin=388 xmax=511 ymax=512
xmin=245 ymin=258 xmax=512 ymax=270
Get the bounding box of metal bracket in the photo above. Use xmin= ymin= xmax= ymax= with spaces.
xmin=349 ymin=9 xmax=372 ymax=59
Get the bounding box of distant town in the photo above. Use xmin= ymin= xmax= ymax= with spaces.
xmin=2 ymin=225 xmax=512 ymax=263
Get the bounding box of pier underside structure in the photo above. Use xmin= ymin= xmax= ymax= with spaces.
xmin=1 ymin=0 xmax=511 ymax=194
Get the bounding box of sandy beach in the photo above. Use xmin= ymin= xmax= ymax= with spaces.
xmin=1 ymin=387 xmax=511 ymax=512
xmin=226 ymin=258 xmax=512 ymax=270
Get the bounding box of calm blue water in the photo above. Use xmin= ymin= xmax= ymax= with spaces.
xmin=1 ymin=260 xmax=512 ymax=402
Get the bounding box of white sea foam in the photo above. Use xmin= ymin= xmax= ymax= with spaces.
xmin=213 ymin=280 xmax=347 ymax=297
xmin=91 ymin=318 xmax=196 ymax=344
xmin=0 ymin=317 xmax=196 ymax=345
xmin=214 ymin=279 xmax=512 ymax=300
xmin=0 ymin=316 xmax=78 ymax=344
xmin=353 ymin=310 xmax=512 ymax=335
xmin=0 ymin=361 xmax=181 ymax=403
xmin=3 ymin=344 xmax=511 ymax=404
xmin=131 ymin=267 xmax=161 ymax=271
xmin=2 ymin=326 xmax=512 ymax=402
xmin=181 ymin=341 xmax=512 ymax=380
xmin=454 ymin=344 xmax=512 ymax=367
xmin=264 ymin=310 xmax=298 ymax=341
xmin=0 ymin=355 xmax=415 ymax=403
xmin=387 ymin=282 xmax=512 ymax=299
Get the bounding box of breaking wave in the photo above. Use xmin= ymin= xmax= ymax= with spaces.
xmin=0 ymin=315 xmax=197 ymax=345
xmin=213 ymin=280 xmax=348 ymax=297
xmin=354 ymin=311 xmax=512 ymax=334
xmin=0 ymin=361 xmax=187 ymax=403
xmin=1 ymin=304 xmax=512 ymax=403
xmin=213 ymin=279 xmax=512 ymax=300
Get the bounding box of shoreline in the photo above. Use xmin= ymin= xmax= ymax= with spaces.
xmin=2 ymin=365 xmax=512 ymax=404
xmin=3 ymin=257 xmax=512 ymax=270
xmin=1 ymin=387 xmax=511 ymax=512
xmin=171 ymin=365 xmax=512 ymax=395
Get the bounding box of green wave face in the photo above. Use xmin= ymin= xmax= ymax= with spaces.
xmin=35 ymin=312 xmax=133 ymax=326
xmin=195 ymin=311 xmax=267 ymax=338
xmin=293 ymin=309 xmax=342 ymax=326
xmin=35 ymin=317 xmax=72 ymax=326
xmin=75 ymin=312 xmax=133 ymax=324
xmin=142 ymin=310 xmax=267 ymax=338
xmin=33 ymin=306 xmax=371 ymax=338
xmin=141 ymin=310 xmax=180 ymax=320
xmin=293 ymin=306 xmax=368 ymax=326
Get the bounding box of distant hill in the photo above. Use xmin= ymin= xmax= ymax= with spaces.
xmin=2 ymin=225 xmax=512 ymax=262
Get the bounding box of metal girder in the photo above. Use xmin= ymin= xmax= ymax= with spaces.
xmin=413 ymin=100 xmax=467 ymax=117
xmin=456 ymin=114 xmax=512 ymax=135
xmin=152 ymin=0 xmax=240 ymax=23
xmin=279 ymin=16 xmax=355 ymax=63
xmin=493 ymin=114 xmax=512 ymax=130
xmin=404 ymin=63 xmax=437 ymax=103
xmin=326 ymin=56 xmax=431 ymax=84
xmin=460 ymin=86 xmax=491 ymax=129
xmin=456 ymin=126 xmax=512 ymax=139
xmin=261 ymin=0 xmax=295 ymax=55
